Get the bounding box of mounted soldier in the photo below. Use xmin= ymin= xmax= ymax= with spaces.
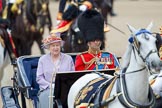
xmin=51 ymin=0 xmax=109 ymax=34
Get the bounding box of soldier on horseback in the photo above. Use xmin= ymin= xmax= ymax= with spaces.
xmin=51 ymin=0 xmax=110 ymax=34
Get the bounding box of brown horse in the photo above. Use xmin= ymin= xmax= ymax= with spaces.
xmin=6 ymin=0 xmax=52 ymax=56
xmin=26 ymin=0 xmax=52 ymax=54
xmin=94 ymin=0 xmax=112 ymax=24
xmin=9 ymin=0 xmax=33 ymax=56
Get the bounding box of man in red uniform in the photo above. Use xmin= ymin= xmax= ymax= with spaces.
xmin=75 ymin=9 xmax=120 ymax=71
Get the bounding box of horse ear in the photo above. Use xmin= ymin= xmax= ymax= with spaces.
xmin=146 ymin=21 xmax=153 ymax=31
xmin=127 ymin=23 xmax=137 ymax=35
xmin=127 ymin=24 xmax=137 ymax=43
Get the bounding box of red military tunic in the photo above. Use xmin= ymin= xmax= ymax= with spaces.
xmin=75 ymin=51 xmax=120 ymax=71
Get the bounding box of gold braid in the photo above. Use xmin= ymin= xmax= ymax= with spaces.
xmin=80 ymin=55 xmax=97 ymax=70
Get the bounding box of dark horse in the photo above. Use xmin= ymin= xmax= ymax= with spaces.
xmin=5 ymin=0 xmax=52 ymax=56
xmin=94 ymin=0 xmax=112 ymax=24
xmin=26 ymin=0 xmax=52 ymax=54
xmin=9 ymin=0 xmax=33 ymax=56
xmin=61 ymin=9 xmax=106 ymax=53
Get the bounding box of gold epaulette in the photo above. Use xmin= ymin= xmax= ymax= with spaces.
xmin=16 ymin=0 xmax=24 ymax=4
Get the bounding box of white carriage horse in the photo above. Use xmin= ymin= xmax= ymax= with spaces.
xmin=68 ymin=22 xmax=162 ymax=108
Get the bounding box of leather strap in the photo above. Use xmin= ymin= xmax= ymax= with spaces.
xmin=102 ymin=76 xmax=117 ymax=108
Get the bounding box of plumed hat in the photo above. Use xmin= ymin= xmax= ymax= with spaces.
xmin=41 ymin=33 xmax=63 ymax=49
xmin=78 ymin=9 xmax=104 ymax=43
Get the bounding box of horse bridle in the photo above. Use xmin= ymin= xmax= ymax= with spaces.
xmin=133 ymin=29 xmax=157 ymax=61
xmin=115 ymin=29 xmax=157 ymax=108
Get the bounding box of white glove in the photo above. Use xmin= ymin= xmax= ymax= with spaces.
xmin=79 ymin=5 xmax=87 ymax=12
xmin=52 ymin=84 xmax=55 ymax=88
xmin=56 ymin=20 xmax=61 ymax=25
xmin=49 ymin=84 xmax=55 ymax=89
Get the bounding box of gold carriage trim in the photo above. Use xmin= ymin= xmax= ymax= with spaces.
xmin=76 ymin=103 xmax=94 ymax=108
xmin=75 ymin=77 xmax=105 ymax=106
xmin=102 ymin=76 xmax=117 ymax=108
xmin=75 ymin=76 xmax=118 ymax=108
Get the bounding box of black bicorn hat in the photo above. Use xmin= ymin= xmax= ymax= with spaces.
xmin=78 ymin=9 xmax=104 ymax=43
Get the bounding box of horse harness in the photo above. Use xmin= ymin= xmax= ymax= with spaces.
xmin=116 ymin=68 xmax=155 ymax=108
xmin=74 ymin=67 xmax=156 ymax=108
xmin=74 ymin=29 xmax=157 ymax=108
xmin=129 ymin=29 xmax=158 ymax=64
xmin=75 ymin=72 xmax=118 ymax=108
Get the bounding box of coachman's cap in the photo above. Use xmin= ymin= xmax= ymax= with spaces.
xmin=78 ymin=9 xmax=105 ymax=43
xmin=41 ymin=33 xmax=62 ymax=49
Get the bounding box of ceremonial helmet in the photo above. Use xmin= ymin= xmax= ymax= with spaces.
xmin=77 ymin=9 xmax=105 ymax=43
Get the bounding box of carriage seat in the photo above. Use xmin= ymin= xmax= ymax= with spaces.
xmin=17 ymin=56 xmax=40 ymax=102
xmin=16 ymin=53 xmax=77 ymax=99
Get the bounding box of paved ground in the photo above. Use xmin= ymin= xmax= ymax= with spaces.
xmin=0 ymin=0 xmax=162 ymax=107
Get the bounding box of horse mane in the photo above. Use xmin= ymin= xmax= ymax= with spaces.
xmin=121 ymin=43 xmax=132 ymax=68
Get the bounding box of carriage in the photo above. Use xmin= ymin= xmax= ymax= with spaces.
xmin=1 ymin=3 xmax=162 ymax=106
xmin=0 ymin=53 xmax=119 ymax=108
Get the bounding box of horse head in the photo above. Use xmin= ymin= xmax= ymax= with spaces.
xmin=127 ymin=22 xmax=162 ymax=73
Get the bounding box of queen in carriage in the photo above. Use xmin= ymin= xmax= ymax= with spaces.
xmin=36 ymin=33 xmax=75 ymax=108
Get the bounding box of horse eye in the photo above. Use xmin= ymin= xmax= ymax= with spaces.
xmin=144 ymin=34 xmax=149 ymax=40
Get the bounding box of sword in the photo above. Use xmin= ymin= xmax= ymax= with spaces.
xmin=108 ymin=23 xmax=126 ymax=36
